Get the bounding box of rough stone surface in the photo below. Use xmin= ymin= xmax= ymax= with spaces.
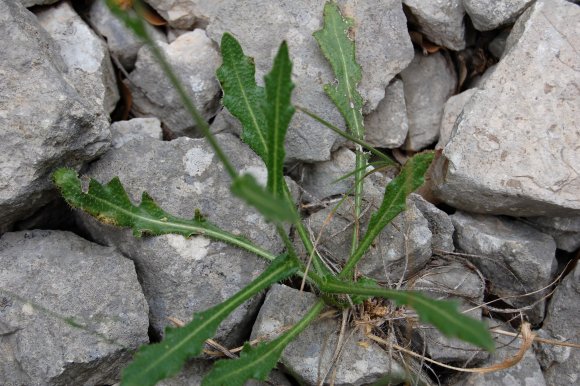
xmin=463 ymin=0 xmax=534 ymax=31
xmin=364 ymin=78 xmax=408 ymax=149
xmin=301 ymin=147 xmax=356 ymax=202
xmin=0 ymin=230 xmax=149 ymax=385
xmin=251 ymin=285 xmax=430 ymax=386
xmin=144 ymin=0 xmax=221 ymax=29
xmin=201 ymin=0 xmax=413 ymax=161
xmin=302 ymin=192 xmax=432 ymax=283
xmin=36 ymin=1 xmax=119 ymax=114
xmin=0 ymin=0 xmax=110 ymax=233
xmin=535 ymin=264 xmax=579 ymax=384
xmin=407 ymin=258 xmax=486 ymax=363
xmin=431 ymin=0 xmax=580 ymax=217
xmin=521 ymin=216 xmax=580 ymax=253
xmin=436 ymin=88 xmax=477 ymax=149
xmin=127 ymin=29 xmax=221 ymax=137
xmin=404 ymin=0 xmax=466 ymax=50
xmin=20 ymin=0 xmax=58 ymax=6
xmin=88 ymin=0 xmax=167 ymax=70
xmin=401 ymin=51 xmax=457 ymax=151
xmin=110 ymin=118 xmax=163 ymax=149
xmin=77 ymin=135 xmax=282 ymax=346
xmin=451 ymin=211 xmax=557 ymax=324
xmin=462 ymin=319 xmax=546 ymax=385
xmin=409 ymin=193 xmax=455 ymax=252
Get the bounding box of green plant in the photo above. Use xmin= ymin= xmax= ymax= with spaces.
xmin=53 ymin=1 xmax=494 ymax=385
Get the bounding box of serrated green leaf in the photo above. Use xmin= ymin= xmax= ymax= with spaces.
xmin=217 ymin=33 xmax=268 ymax=161
xmin=52 ymin=168 xmax=275 ymax=261
xmin=340 ymin=152 xmax=434 ymax=277
xmin=202 ymin=300 xmax=325 ymax=386
xmin=320 ymin=277 xmax=495 ymax=352
xmin=230 ymin=173 xmax=297 ymax=223
xmin=263 ymin=41 xmax=295 ymax=198
xmin=121 ymin=254 xmax=299 ymax=386
xmin=314 ymin=2 xmax=364 ymax=140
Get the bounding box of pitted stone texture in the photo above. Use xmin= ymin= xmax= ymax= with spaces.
xmin=409 ymin=193 xmax=455 ymax=252
xmin=111 ymin=118 xmax=163 ymax=149
xmin=0 ymin=1 xmax=110 ymax=232
xmin=301 ymin=147 xmax=356 ymax=202
xmin=302 ymin=192 xmax=432 ymax=283
xmin=436 ymin=88 xmax=477 ymax=149
xmin=535 ymin=264 xmax=579 ymax=384
xmin=127 ymin=29 xmax=221 ymax=137
xmin=407 ymin=258 xmax=486 ymax=363
xmin=202 ymin=0 xmax=413 ymax=161
xmin=251 ymin=285 xmax=430 ymax=386
xmin=364 ymin=78 xmax=408 ymax=149
xmin=88 ymin=0 xmax=167 ymax=70
xmin=404 ymin=0 xmax=466 ymax=50
xmin=462 ymin=319 xmax=546 ymax=385
xmin=36 ymin=1 xmax=119 ymax=114
xmin=463 ymin=0 xmax=534 ymax=31
xmin=522 ymin=216 xmax=580 ymax=253
xmin=0 ymin=230 xmax=149 ymax=386
xmin=451 ymin=211 xmax=557 ymax=324
xmin=432 ymin=0 xmax=580 ymax=217
xmin=401 ymin=51 xmax=457 ymax=151
xmin=77 ymin=135 xmax=282 ymax=346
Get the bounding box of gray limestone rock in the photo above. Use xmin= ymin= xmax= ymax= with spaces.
xmin=401 ymin=51 xmax=457 ymax=151
xmin=488 ymin=29 xmax=511 ymax=60
xmin=302 ymin=192 xmax=432 ymax=283
xmin=535 ymin=264 xmax=579 ymax=385
xmin=201 ymin=0 xmax=413 ymax=162
xmin=431 ymin=0 xmax=580 ymax=217
xmin=409 ymin=193 xmax=455 ymax=252
xmin=451 ymin=211 xmax=557 ymax=324
xmin=20 ymin=0 xmax=58 ymax=6
xmin=364 ymin=78 xmax=408 ymax=149
xmin=407 ymin=258 xmax=486 ymax=363
xmin=127 ymin=29 xmax=221 ymax=137
xmin=462 ymin=319 xmax=546 ymax=385
xmin=36 ymin=1 xmax=120 ymax=114
xmin=88 ymin=0 xmax=167 ymax=71
xmin=77 ymin=135 xmax=283 ymax=346
xmin=0 ymin=230 xmax=149 ymax=385
xmin=0 ymin=0 xmax=110 ymax=233
xmin=251 ymin=284 xmax=431 ymax=386
xmin=463 ymin=0 xmax=534 ymax=31
xmin=301 ymin=147 xmax=356 ymax=203
xmin=404 ymin=0 xmax=466 ymax=50
xmin=436 ymin=88 xmax=477 ymax=150
xmin=523 ymin=216 xmax=580 ymax=253
xmin=110 ymin=117 xmax=163 ymax=149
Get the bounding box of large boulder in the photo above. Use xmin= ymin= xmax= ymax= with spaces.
xmin=0 ymin=1 xmax=110 ymax=233
xmin=77 ymin=135 xmax=283 ymax=346
xmin=0 ymin=230 xmax=149 ymax=385
xmin=431 ymin=0 xmax=580 ymax=216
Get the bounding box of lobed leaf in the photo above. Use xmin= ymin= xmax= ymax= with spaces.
xmin=217 ymin=33 xmax=268 ymax=161
xmin=263 ymin=41 xmax=295 ymax=199
xmin=340 ymin=152 xmax=434 ymax=277
xmin=313 ymin=2 xmax=364 ymax=140
xmin=230 ymin=174 xmax=298 ymax=223
xmin=52 ymin=168 xmax=275 ymax=261
xmin=320 ymin=277 xmax=495 ymax=352
xmin=121 ymin=254 xmax=299 ymax=386
xmin=202 ymin=300 xmax=326 ymax=386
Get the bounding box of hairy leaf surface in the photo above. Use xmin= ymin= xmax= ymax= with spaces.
xmin=202 ymin=300 xmax=325 ymax=386
xmin=121 ymin=255 xmax=299 ymax=386
xmin=341 ymin=152 xmax=434 ymax=277
xmin=321 ymin=277 xmax=495 ymax=351
xmin=217 ymin=33 xmax=268 ymax=161
xmin=263 ymin=41 xmax=294 ymax=198
xmin=52 ymin=168 xmax=275 ymax=260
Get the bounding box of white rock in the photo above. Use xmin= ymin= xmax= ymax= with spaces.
xmin=463 ymin=0 xmax=534 ymax=31
xmin=432 ymin=0 xmax=580 ymax=216
xmin=436 ymin=88 xmax=478 ymax=149
xmin=404 ymin=0 xmax=466 ymax=50
xmin=110 ymin=118 xmax=163 ymax=148
xmin=36 ymin=1 xmax=119 ymax=114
